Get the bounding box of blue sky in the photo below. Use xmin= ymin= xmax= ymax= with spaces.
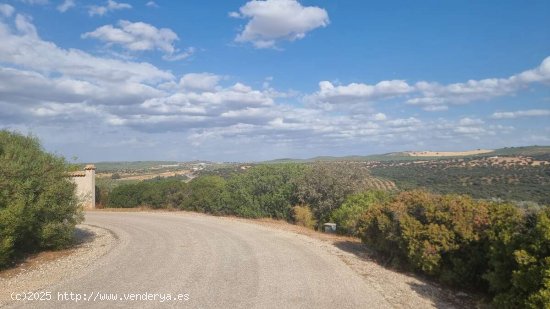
xmin=0 ymin=0 xmax=549 ymax=162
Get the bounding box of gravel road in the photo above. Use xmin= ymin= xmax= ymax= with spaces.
xmin=6 ymin=212 xmax=394 ymax=308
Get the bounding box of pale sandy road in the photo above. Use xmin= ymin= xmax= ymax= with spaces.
xmin=9 ymin=212 xmax=391 ymax=308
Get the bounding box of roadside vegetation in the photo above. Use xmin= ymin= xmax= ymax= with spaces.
xmin=99 ymin=160 xmax=549 ymax=307
xmin=0 ymin=130 xmax=83 ymax=269
xmin=3 ymin=130 xmax=547 ymax=306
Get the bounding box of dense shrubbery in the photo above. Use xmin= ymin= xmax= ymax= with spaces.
xmin=357 ymin=190 xmax=550 ymax=307
xmin=224 ymin=164 xmax=305 ymax=219
xmin=106 ymin=164 xmax=306 ymax=219
xmin=177 ymin=176 xmax=227 ymax=214
xmin=108 ymin=179 xmax=185 ymax=209
xmin=330 ymin=190 xmax=389 ymax=236
xmin=0 ymin=131 xmax=82 ymax=268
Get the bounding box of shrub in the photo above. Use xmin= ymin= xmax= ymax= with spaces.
xmin=0 ymin=130 xmax=83 ymax=268
xmin=107 ymin=179 xmax=184 ymax=209
xmin=295 ymin=162 xmax=371 ymax=225
xmin=331 ymin=190 xmax=390 ymax=236
xmin=486 ymin=207 xmax=550 ymax=308
xmin=224 ymin=164 xmax=305 ymax=219
xmin=292 ymin=205 xmax=316 ymax=229
xmin=358 ymin=189 xmax=550 ymax=305
xmin=177 ymin=176 xmax=227 ymax=214
xmin=358 ymin=190 xmax=492 ymax=287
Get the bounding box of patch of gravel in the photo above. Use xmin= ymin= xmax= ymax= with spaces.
xmin=0 ymin=224 xmax=116 ymax=307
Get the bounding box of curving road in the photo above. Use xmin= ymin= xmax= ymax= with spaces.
xmin=12 ymin=212 xmax=391 ymax=308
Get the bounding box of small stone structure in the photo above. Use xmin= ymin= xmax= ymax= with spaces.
xmin=68 ymin=164 xmax=96 ymax=209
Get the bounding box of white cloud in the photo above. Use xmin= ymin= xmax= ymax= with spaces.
xmin=0 ymin=10 xmax=548 ymax=161
xmin=82 ymin=20 xmax=193 ymax=60
xmin=0 ymin=4 xmax=15 ymax=17
xmin=407 ymin=57 xmax=550 ymax=110
xmin=146 ymin=1 xmax=158 ymax=8
xmin=228 ymin=11 xmax=241 ymax=18
xmin=373 ymin=113 xmax=387 ymax=121
xmin=308 ymin=57 xmax=550 ymax=112
xmin=232 ymin=0 xmax=329 ymax=48
xmin=306 ymin=80 xmax=413 ymax=111
xmin=458 ymin=117 xmax=484 ymax=126
xmin=17 ymin=0 xmax=48 ymax=4
xmin=57 ymin=0 xmax=75 ymax=12
xmin=88 ymin=0 xmax=131 ymax=17
xmin=179 ymin=73 xmax=221 ymax=92
xmin=491 ymin=109 xmax=550 ymax=119
xmin=14 ymin=14 xmax=37 ymax=37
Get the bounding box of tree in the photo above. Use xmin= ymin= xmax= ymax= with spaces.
xmin=0 ymin=130 xmax=83 ymax=268
xmin=295 ymin=162 xmax=372 ymax=225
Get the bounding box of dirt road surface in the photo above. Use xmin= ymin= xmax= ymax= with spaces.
xmin=6 ymin=212 xmax=395 ymax=308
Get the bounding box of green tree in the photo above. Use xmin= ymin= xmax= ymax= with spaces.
xmin=295 ymin=162 xmax=371 ymax=225
xmin=0 ymin=130 xmax=83 ymax=268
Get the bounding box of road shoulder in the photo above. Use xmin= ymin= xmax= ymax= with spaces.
xmin=0 ymin=224 xmax=116 ymax=307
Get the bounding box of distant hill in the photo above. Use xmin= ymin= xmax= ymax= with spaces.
xmin=490 ymin=146 xmax=550 ymax=160
xmin=263 ymin=146 xmax=550 ymax=163
xmin=83 ymin=146 xmax=550 ymax=168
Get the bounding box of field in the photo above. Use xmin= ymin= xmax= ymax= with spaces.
xmin=368 ymin=156 xmax=550 ymax=205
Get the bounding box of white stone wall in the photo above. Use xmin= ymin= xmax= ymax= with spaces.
xmin=70 ymin=165 xmax=96 ymax=209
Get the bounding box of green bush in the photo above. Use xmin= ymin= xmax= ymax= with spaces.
xmin=486 ymin=207 xmax=550 ymax=308
xmin=224 ymin=164 xmax=305 ymax=219
xmin=177 ymin=176 xmax=227 ymax=214
xmin=358 ymin=189 xmax=550 ymax=306
xmin=330 ymin=190 xmax=390 ymax=236
xmin=107 ymin=179 xmax=184 ymax=208
xmin=0 ymin=130 xmax=83 ymax=268
xmin=358 ymin=190 xmax=492 ymax=287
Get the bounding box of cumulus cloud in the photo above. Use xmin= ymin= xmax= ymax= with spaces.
xmin=308 ymin=57 xmax=550 ymax=111
xmin=88 ymin=0 xmax=131 ymax=17
xmin=146 ymin=1 xmax=158 ymax=8
xmin=232 ymin=0 xmax=329 ymax=48
xmin=491 ymin=109 xmax=550 ymax=119
xmin=308 ymin=80 xmax=413 ymax=110
xmin=179 ymin=73 xmax=222 ymax=92
xmin=82 ymin=20 xmax=193 ymax=60
xmin=57 ymin=0 xmax=75 ymax=12
xmin=407 ymin=57 xmax=550 ymax=110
